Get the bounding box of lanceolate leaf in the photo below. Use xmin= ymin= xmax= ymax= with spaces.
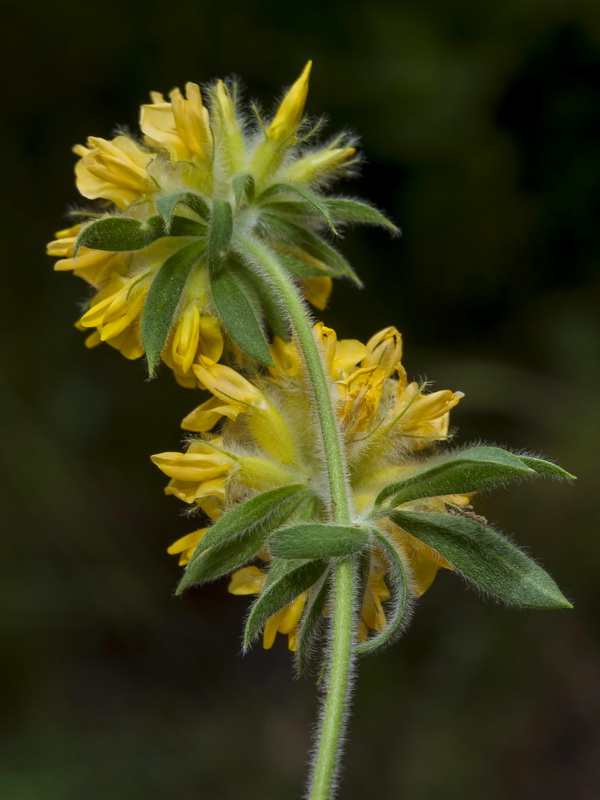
xmin=260 ymin=215 xmax=363 ymax=287
xmin=232 ymin=174 xmax=256 ymax=206
xmin=374 ymin=446 xmax=538 ymax=511
xmin=210 ymin=266 xmax=274 ymax=366
xmin=269 ymin=523 xmax=370 ymax=560
xmin=326 ymin=198 xmax=400 ymax=234
xmin=75 ymin=216 xmax=163 ymax=253
xmin=277 ymin=251 xmax=346 ymax=279
xmin=294 ymin=571 xmax=332 ymax=676
xmin=176 ymin=525 xmax=268 ymax=594
xmin=242 ymin=269 xmax=291 ymax=342
xmin=389 ymin=510 xmax=572 ymax=609
xmin=259 ymin=183 xmax=339 ymax=235
xmin=243 ymin=559 xmax=328 ymax=648
xmin=207 ymin=199 xmax=233 ymax=273
xmin=191 ymin=485 xmax=309 ymax=557
xmin=355 ymin=529 xmax=411 ymax=655
xmin=75 ymin=215 xmax=204 ymax=253
xmin=517 ymin=456 xmax=576 ymax=481
xmin=156 ymin=191 xmax=210 ymax=232
xmin=141 ymin=241 xmax=205 ymax=375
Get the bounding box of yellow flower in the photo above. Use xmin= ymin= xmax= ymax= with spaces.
xmin=140 ymin=82 xmax=212 ymax=164
xmin=158 ymin=324 xmax=466 ymax=650
xmin=78 ymin=272 xmax=149 ymax=360
xmin=46 ymin=223 xmax=126 ymax=287
xmin=73 ymin=135 xmax=155 ymax=208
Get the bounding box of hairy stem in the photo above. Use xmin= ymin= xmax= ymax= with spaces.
xmin=237 ymin=233 xmax=356 ymax=799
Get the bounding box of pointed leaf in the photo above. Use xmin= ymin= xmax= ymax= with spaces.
xmin=176 ymin=526 xmax=268 ymax=594
xmin=242 ymin=268 xmax=291 ymax=342
xmin=156 ymin=191 xmax=209 ymax=232
xmin=294 ymin=570 xmax=331 ymax=676
xmin=210 ymin=266 xmax=274 ymax=366
xmin=75 ymin=216 xmax=163 ymax=253
xmin=326 ymin=198 xmax=399 ymax=234
xmin=518 ymin=456 xmax=576 ymax=481
xmin=388 ymin=510 xmax=572 ymax=609
xmin=232 ymin=174 xmax=256 ymax=206
xmin=207 ymin=199 xmax=233 ymax=273
xmin=243 ymin=559 xmax=328 ymax=648
xmin=277 ymin=251 xmax=344 ymax=278
xmin=141 ymin=241 xmax=205 ymax=374
xmin=191 ymin=485 xmax=309 ymax=557
xmin=374 ymin=446 xmax=537 ymax=511
xmin=260 ymin=214 xmax=362 ymax=286
xmin=355 ymin=529 xmax=411 ymax=655
xmin=269 ymin=523 xmax=370 ymax=560
xmin=259 ymin=183 xmax=339 ymax=235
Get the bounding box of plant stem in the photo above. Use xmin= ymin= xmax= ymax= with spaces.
xmin=237 ymin=234 xmax=356 ymax=799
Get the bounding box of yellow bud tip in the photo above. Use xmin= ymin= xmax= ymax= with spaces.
xmin=268 ymin=60 xmax=313 ymax=143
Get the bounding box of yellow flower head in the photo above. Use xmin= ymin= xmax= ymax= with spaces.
xmin=153 ymin=324 xmax=467 ymax=651
xmin=48 ymin=65 xmax=396 ymax=384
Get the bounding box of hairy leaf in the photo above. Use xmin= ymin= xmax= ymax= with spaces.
xmin=374 ymin=446 xmax=537 ymax=510
xmin=355 ymin=529 xmax=411 ymax=655
xmin=259 ymin=183 xmax=339 ymax=234
xmin=207 ymin=199 xmax=233 ymax=273
xmin=141 ymin=241 xmax=205 ymax=374
xmin=192 ymin=485 xmax=309 ymax=557
xmin=326 ymin=198 xmax=399 ymax=234
xmin=243 ymin=559 xmax=328 ymax=648
xmin=269 ymin=523 xmax=370 ymax=560
xmin=232 ymin=174 xmax=256 ymax=206
xmin=210 ymin=266 xmax=274 ymax=365
xmin=294 ymin=571 xmax=332 ymax=676
xmin=156 ymin=191 xmax=210 ymax=232
xmin=388 ymin=510 xmax=572 ymax=609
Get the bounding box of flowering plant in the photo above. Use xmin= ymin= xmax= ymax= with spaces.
xmin=49 ymin=63 xmax=573 ymax=799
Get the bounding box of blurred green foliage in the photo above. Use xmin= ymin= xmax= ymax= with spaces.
xmin=1 ymin=0 xmax=599 ymax=798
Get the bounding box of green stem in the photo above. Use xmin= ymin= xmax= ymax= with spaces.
xmin=236 ymin=233 xmax=356 ymax=799
xmin=237 ymin=234 xmax=350 ymax=525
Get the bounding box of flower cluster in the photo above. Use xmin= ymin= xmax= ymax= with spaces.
xmin=152 ymin=324 xmax=466 ymax=649
xmin=46 ymin=64 xmax=387 ymax=387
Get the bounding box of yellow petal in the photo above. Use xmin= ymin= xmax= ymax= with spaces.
xmin=268 ymin=61 xmax=312 ymax=143
xmin=167 ymin=528 xmax=208 ymax=555
xmin=193 ymin=360 xmax=265 ymax=408
xmin=228 ymin=566 xmax=266 ymax=596
xmin=181 ymin=396 xmax=242 ymax=432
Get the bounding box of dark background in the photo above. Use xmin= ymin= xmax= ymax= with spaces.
xmin=1 ymin=1 xmax=599 ymax=798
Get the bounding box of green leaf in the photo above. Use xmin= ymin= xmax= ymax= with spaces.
xmin=259 ymin=183 xmax=339 ymax=235
xmin=176 ymin=526 xmax=268 ymax=595
xmin=241 ymin=269 xmax=291 ymax=342
xmin=243 ymin=559 xmax=328 ymax=648
xmin=191 ymin=485 xmax=309 ymax=557
xmin=210 ymin=266 xmax=274 ymax=366
xmin=232 ymin=174 xmax=256 ymax=206
xmin=388 ymin=510 xmax=572 ymax=609
xmin=269 ymin=523 xmax=370 ymax=560
xmin=355 ymin=529 xmax=411 ymax=655
xmin=155 ymin=191 xmax=209 ymax=232
xmin=141 ymin=241 xmax=205 ymax=374
xmin=277 ymin=251 xmax=346 ymax=279
xmin=75 ymin=214 xmax=204 ymax=253
xmin=326 ymin=198 xmax=400 ymax=234
xmin=518 ymin=456 xmax=576 ymax=481
xmin=373 ymin=446 xmax=537 ymax=511
xmin=207 ymin=199 xmax=233 ymax=273
xmin=294 ymin=571 xmax=331 ymax=676
xmin=260 ymin=215 xmax=363 ymax=287
xmin=75 ymin=216 xmax=162 ymax=253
